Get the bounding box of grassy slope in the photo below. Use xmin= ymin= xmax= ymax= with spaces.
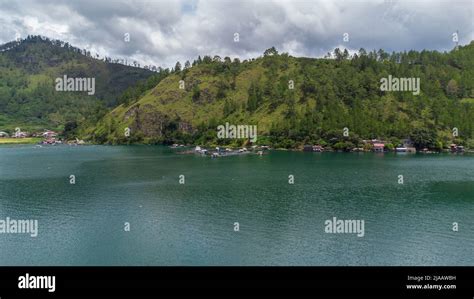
xmin=88 ymin=44 xmax=474 ymax=148
xmin=87 ymin=59 xmax=294 ymax=142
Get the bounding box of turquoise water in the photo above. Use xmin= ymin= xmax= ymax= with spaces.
xmin=0 ymin=145 xmax=473 ymax=265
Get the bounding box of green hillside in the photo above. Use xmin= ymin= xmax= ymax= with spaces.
xmin=87 ymin=43 xmax=474 ymax=150
xmin=0 ymin=35 xmax=159 ymax=133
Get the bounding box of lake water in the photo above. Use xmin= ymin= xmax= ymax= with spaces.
xmin=0 ymin=145 xmax=473 ymax=266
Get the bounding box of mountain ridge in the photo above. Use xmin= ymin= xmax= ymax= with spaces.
xmin=86 ymin=43 xmax=474 ymax=150
xmin=0 ymin=35 xmax=160 ymax=133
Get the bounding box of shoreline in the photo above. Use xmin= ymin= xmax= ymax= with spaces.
xmin=2 ymin=140 xmax=473 ymax=155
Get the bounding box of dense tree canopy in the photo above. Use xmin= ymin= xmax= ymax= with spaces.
xmin=0 ymin=36 xmax=159 ymax=132
xmin=90 ymin=42 xmax=474 ymax=150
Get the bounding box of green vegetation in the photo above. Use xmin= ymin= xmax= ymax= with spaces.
xmin=0 ymin=35 xmax=158 ymax=134
xmin=88 ymin=42 xmax=474 ymax=150
xmin=1 ymin=36 xmax=473 ymax=150
xmin=0 ymin=137 xmax=42 ymax=144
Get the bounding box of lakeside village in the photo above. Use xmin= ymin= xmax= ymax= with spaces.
xmin=0 ymin=129 xmax=85 ymax=145
xmin=173 ymin=138 xmax=466 ymax=158
xmin=0 ymin=129 xmax=466 ymax=154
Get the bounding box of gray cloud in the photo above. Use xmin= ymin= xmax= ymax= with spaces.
xmin=0 ymin=0 xmax=472 ymax=68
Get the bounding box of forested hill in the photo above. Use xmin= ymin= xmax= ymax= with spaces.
xmin=0 ymin=35 xmax=164 ymax=132
xmin=88 ymin=43 xmax=474 ymax=150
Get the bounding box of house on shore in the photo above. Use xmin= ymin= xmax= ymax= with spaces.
xmin=363 ymin=139 xmax=386 ymax=152
xmin=303 ymin=144 xmax=324 ymax=153
xmin=373 ymin=143 xmax=385 ymax=152
xmin=312 ymin=145 xmax=324 ymax=152
xmin=303 ymin=145 xmax=324 ymax=152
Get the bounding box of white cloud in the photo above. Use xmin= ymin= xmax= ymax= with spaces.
xmin=0 ymin=0 xmax=472 ymax=68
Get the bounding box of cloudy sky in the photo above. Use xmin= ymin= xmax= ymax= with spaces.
xmin=0 ymin=0 xmax=472 ymax=68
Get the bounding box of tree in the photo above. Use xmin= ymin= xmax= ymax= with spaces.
xmin=446 ymin=79 xmax=459 ymax=97
xmin=202 ymin=56 xmax=212 ymax=64
xmin=174 ymin=61 xmax=182 ymax=72
xmin=334 ymin=48 xmax=345 ymax=61
xmin=343 ymin=49 xmax=350 ymax=60
xmin=410 ymin=127 xmax=437 ymax=149
xmin=264 ymin=47 xmax=278 ymax=56
xmin=377 ymin=49 xmax=389 ymax=61
xmin=247 ymin=83 xmax=257 ymax=112
xmin=192 ymin=84 xmax=201 ymax=102
xmin=216 ymin=81 xmax=227 ymax=100
xmin=247 ymin=82 xmax=262 ymax=112
xmin=63 ymin=121 xmax=78 ymax=139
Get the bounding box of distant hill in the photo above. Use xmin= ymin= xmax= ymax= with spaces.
xmin=0 ymin=35 xmax=161 ymax=133
xmin=87 ymin=43 xmax=474 ymax=150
